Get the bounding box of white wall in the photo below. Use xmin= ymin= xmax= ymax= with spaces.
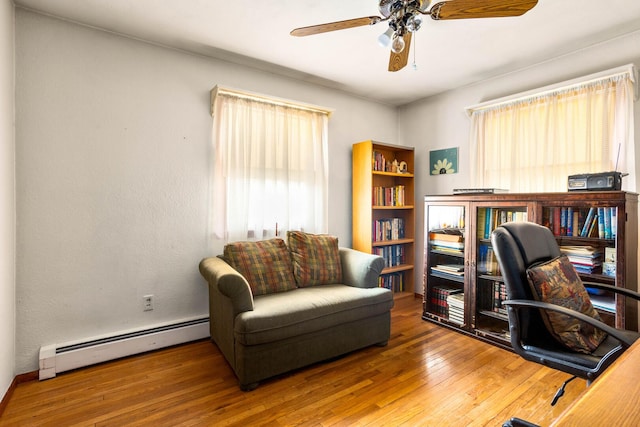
xmin=400 ymin=30 xmax=640 ymax=295
xmin=0 ymin=0 xmax=16 ymax=398
xmin=14 ymin=9 xmax=398 ymax=374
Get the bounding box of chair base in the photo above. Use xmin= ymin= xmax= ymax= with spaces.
xmin=551 ymin=375 xmax=578 ymax=406
xmin=502 ymin=417 xmax=539 ymax=427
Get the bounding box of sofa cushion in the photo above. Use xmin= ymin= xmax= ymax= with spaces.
xmin=234 ymin=285 xmax=393 ymax=345
xmin=526 ymin=254 xmax=607 ymax=353
xmin=287 ymin=231 xmax=343 ymax=287
xmin=223 ymin=238 xmax=297 ymax=296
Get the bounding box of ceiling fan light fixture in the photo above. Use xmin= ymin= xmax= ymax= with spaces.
xmin=418 ymin=0 xmax=432 ymax=13
xmin=406 ymin=14 xmax=423 ymax=32
xmin=377 ymin=27 xmax=394 ymax=48
xmin=390 ymin=34 xmax=405 ymax=54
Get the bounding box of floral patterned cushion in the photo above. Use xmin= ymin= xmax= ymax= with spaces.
xmin=223 ymin=238 xmax=297 ymax=296
xmin=526 ymin=254 xmax=607 ymax=353
xmin=287 ymin=231 xmax=343 ymax=287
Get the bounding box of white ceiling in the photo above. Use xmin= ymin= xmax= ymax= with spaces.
xmin=13 ymin=0 xmax=640 ymax=106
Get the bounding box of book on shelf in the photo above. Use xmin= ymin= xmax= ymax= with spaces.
xmin=372 ymin=185 xmax=406 ymax=207
xmin=428 ymin=227 xmax=464 ymax=243
xmin=602 ymin=245 xmax=616 ymax=276
xmin=447 ymin=293 xmax=465 ymax=325
xmin=477 ymin=244 xmax=500 ymax=275
xmin=429 ymin=240 xmax=464 ymax=250
xmin=580 ymin=207 xmax=597 ymax=237
xmin=429 ymin=229 xmax=464 ymax=253
xmin=372 ymin=150 xmax=409 ymax=173
xmin=546 ymin=206 xmax=616 ymax=239
xmin=590 ymin=294 xmax=616 ymax=312
xmin=453 ymin=188 xmax=508 ymax=195
xmin=372 ymin=245 xmax=406 ymax=268
xmin=434 ymin=264 xmax=464 ymax=272
xmin=373 ymin=217 xmax=405 ymax=242
xmin=477 ymin=280 xmax=507 ymax=317
xmin=430 ymin=246 xmax=464 ymax=255
xmin=492 ymin=281 xmax=507 ymax=315
xmin=479 ymin=207 xmax=528 ymax=239
xmin=378 ymin=272 xmax=404 ymax=292
xmin=431 ymin=265 xmax=464 ymax=278
xmin=560 ymin=245 xmax=602 ymax=274
xmin=430 ymin=285 xmax=462 ymax=318
xmin=447 ymin=292 xmax=465 ymax=308
xmin=604 ymin=247 xmax=616 ymax=262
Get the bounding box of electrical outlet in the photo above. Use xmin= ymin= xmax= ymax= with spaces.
xmin=143 ymin=294 xmax=154 ymax=311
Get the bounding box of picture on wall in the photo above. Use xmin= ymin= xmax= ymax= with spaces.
xmin=430 ymin=147 xmax=458 ymax=175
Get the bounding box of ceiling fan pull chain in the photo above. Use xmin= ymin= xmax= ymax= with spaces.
xmin=412 ymin=33 xmax=418 ymax=71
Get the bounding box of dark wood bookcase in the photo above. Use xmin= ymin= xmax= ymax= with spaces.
xmin=423 ymin=191 xmax=638 ymax=349
xmin=352 ymin=140 xmax=415 ymax=294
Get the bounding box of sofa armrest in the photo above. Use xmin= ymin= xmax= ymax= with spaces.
xmin=339 ymin=247 xmax=386 ymax=288
xmin=199 ymin=257 xmax=254 ymax=313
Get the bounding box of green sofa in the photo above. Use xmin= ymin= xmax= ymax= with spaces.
xmin=198 ymin=233 xmax=393 ymax=390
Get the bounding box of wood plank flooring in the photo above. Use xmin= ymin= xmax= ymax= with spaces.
xmin=1 ymin=295 xmax=586 ymax=426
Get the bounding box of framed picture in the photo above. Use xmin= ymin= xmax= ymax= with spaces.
xmin=430 ymin=147 xmax=458 ymax=175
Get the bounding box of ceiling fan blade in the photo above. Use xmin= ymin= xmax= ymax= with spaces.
xmin=388 ymin=33 xmax=412 ymax=72
xmin=431 ymin=0 xmax=538 ymax=20
xmin=291 ymin=16 xmax=381 ymax=37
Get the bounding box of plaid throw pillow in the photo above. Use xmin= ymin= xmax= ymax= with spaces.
xmin=223 ymin=239 xmax=297 ymax=296
xmin=526 ymin=254 xmax=607 ymax=353
xmin=287 ymin=231 xmax=342 ymax=287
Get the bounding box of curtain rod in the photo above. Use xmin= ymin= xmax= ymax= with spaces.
xmin=465 ymin=63 xmax=638 ymax=116
xmin=210 ymin=85 xmax=334 ymax=116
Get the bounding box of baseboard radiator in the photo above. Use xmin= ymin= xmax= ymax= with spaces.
xmin=39 ymin=317 xmax=210 ymax=380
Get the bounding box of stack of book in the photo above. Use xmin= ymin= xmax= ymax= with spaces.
xmin=446 ymin=293 xmax=465 ymax=325
xmin=560 ymin=245 xmax=602 ymax=274
xmin=429 ymin=228 xmax=464 ymax=255
xmin=430 ymin=264 xmax=464 ymax=280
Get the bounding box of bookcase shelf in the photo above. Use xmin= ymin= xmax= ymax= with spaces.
xmin=423 ymin=191 xmax=638 ymax=349
xmin=353 ymin=140 xmax=415 ymax=294
xmin=372 ymin=238 xmax=414 ymax=247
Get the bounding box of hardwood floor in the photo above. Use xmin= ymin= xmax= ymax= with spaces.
xmin=1 ymin=295 xmax=586 ymax=426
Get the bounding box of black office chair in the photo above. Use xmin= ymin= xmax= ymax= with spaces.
xmin=491 ymin=221 xmax=640 ymax=405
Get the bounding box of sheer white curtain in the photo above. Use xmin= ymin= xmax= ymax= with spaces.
xmin=210 ymin=88 xmax=329 ymax=242
xmin=469 ymin=67 xmax=636 ymax=192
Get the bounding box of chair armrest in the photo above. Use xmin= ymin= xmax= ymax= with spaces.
xmin=581 ymin=281 xmax=640 ymax=301
xmin=502 ymin=299 xmax=637 ymax=348
xmin=199 ymin=257 xmax=254 ymax=313
xmin=339 ymin=247 xmax=386 ymax=288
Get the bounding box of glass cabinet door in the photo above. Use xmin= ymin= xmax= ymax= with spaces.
xmin=424 ymin=204 xmax=466 ymax=326
xmin=473 ymin=205 xmax=529 ymax=343
xmin=540 ymin=204 xmax=619 ymax=326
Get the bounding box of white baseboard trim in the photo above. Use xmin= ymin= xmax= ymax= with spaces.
xmin=39 ymin=317 xmax=210 ymax=380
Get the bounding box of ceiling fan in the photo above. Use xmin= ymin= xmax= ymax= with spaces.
xmin=291 ymin=0 xmax=538 ymax=72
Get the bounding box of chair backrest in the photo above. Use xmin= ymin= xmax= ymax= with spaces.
xmin=491 ymin=222 xmax=563 ymax=350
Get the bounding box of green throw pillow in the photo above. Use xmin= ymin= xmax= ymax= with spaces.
xmin=223 ymin=238 xmax=297 ymax=296
xmin=526 ymin=254 xmax=607 ymax=353
xmin=287 ymin=231 xmax=343 ymax=287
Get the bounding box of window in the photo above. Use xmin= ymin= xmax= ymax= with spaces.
xmin=210 ymin=86 xmax=331 ymax=242
xmin=467 ymin=65 xmax=637 ymax=192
